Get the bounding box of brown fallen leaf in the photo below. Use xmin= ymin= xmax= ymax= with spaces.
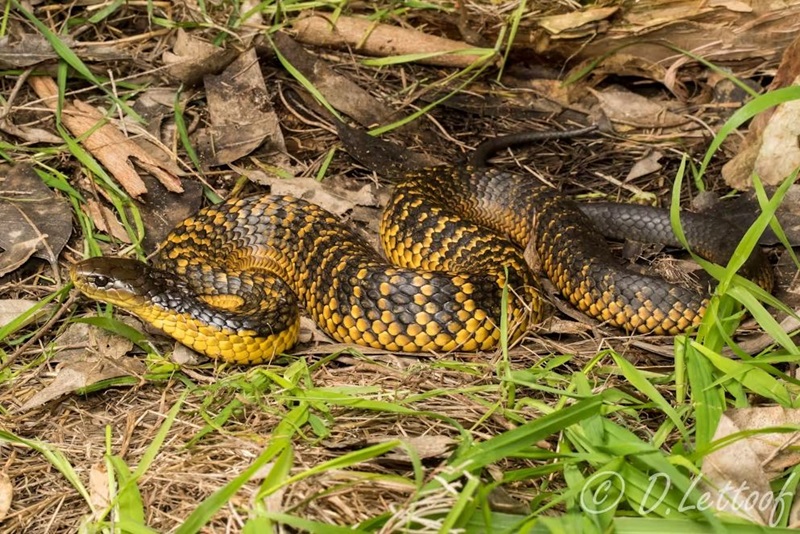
xmin=721 ymin=32 xmax=800 ymax=189
xmin=170 ymin=343 xmax=204 ymax=367
xmin=17 ymin=356 xmax=145 ymax=412
xmin=625 ymin=150 xmax=664 ymax=181
xmin=199 ymin=48 xmax=288 ymax=167
xmin=136 ymin=171 xmax=204 ymax=253
xmin=0 ymin=471 xmax=11 ymax=523
xmin=83 ymin=199 xmax=131 ymax=244
xmin=273 ymin=32 xmax=392 ymax=128
xmin=292 ymin=14 xmax=497 ymax=69
xmin=17 ymin=322 xmax=145 ymax=412
xmin=0 ymin=237 xmax=45 ymax=277
xmin=335 ymin=120 xmax=439 ymax=178
xmin=591 ymin=87 xmax=689 ymax=129
xmin=28 ymin=76 xmax=182 ymax=197
xmin=0 ymin=33 xmax=128 ymax=69
xmin=0 ymin=164 xmax=72 ymax=274
xmin=0 ymin=299 xmax=51 ymax=330
xmin=89 ymin=462 xmax=110 ymax=513
xmin=538 ymin=6 xmax=619 ymax=37
xmin=237 ymin=167 xmax=378 ymax=217
xmin=0 ymin=115 xmax=62 ymax=144
xmin=701 ymin=407 xmax=800 ymax=525
xmin=753 ymin=77 xmax=800 ymax=186
xmin=162 ymin=29 xmax=239 ymax=86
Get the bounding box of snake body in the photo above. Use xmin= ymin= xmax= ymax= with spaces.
xmin=71 ymin=139 xmax=773 ymax=364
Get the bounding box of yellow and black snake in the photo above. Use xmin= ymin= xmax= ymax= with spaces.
xmin=70 ymin=130 xmax=773 ymax=364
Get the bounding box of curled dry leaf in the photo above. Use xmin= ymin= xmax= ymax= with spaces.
xmin=83 ymin=199 xmax=131 ymax=244
xmin=293 ymin=14 xmax=496 ymax=69
xmin=701 ymin=407 xmax=800 ymax=525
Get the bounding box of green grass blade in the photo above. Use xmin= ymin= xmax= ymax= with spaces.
xmin=698 ymin=86 xmax=800 ymax=179
xmin=438 ymin=395 xmax=604 ymax=486
xmin=610 ymin=352 xmax=687 ymax=439
xmin=691 ymin=341 xmax=791 ymax=405
xmin=108 ymin=455 xmax=146 ymax=526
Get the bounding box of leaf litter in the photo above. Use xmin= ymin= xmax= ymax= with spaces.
xmin=1 ymin=1 xmax=800 ymax=532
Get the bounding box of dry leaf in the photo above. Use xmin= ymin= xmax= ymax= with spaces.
xmin=0 ymin=33 xmax=127 ymax=69
xmin=0 ymin=33 xmax=64 ymax=67
xmin=722 ymin=33 xmax=800 ymax=189
xmin=537 ymin=6 xmax=619 ymax=35
xmin=701 ymin=407 xmax=800 ymax=525
xmin=273 ymin=33 xmax=392 ymax=128
xmin=28 ymin=76 xmax=182 ymax=197
xmin=135 ymin=173 xmax=204 ymax=253
xmin=0 ymin=471 xmax=12 ymax=523
xmin=89 ymin=462 xmax=110 ymax=512
xmin=0 ymin=237 xmax=44 ymax=277
xmin=384 ymin=435 xmax=456 ymax=461
xmin=753 ymin=76 xmax=800 ymax=186
xmin=84 ymin=199 xmax=131 ymax=243
xmin=18 ymin=322 xmax=146 ymax=412
xmin=200 ymin=48 xmax=287 ymax=166
xmin=171 ymin=343 xmax=203 ymax=366
xmin=0 ymin=299 xmax=50 ymax=330
xmin=18 ymin=357 xmax=145 ymax=412
xmin=334 ymin=120 xmax=438 ymax=179
xmin=625 ymin=151 xmax=664 ymax=181
xmin=324 ymin=435 xmax=456 ymax=461
xmin=591 ymin=88 xmax=688 ymax=129
xmin=162 ymin=29 xmax=239 ymax=86
xmin=0 ymin=164 xmax=72 ymax=272
xmin=0 ymin=118 xmax=62 ymax=144
xmin=239 ymin=170 xmax=378 ymax=217
xmin=293 ymin=14 xmax=496 ymax=69
xmin=709 ymin=0 xmax=753 ymax=13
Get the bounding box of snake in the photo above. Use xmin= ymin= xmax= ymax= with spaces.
xmin=70 ymin=129 xmax=773 ymax=364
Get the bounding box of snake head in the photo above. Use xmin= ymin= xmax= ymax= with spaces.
xmin=70 ymin=257 xmax=155 ymax=308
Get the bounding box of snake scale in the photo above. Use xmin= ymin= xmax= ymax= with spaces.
xmin=70 ymin=129 xmax=773 ymax=364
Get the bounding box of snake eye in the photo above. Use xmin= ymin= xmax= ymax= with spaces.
xmin=90 ymin=274 xmax=111 ymax=289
